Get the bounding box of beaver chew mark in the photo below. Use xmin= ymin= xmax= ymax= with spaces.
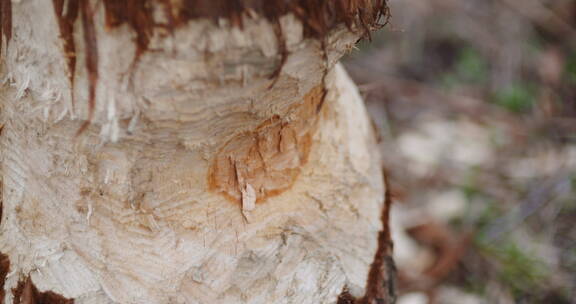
xmin=1 ymin=252 xmax=9 ymax=304
xmin=12 ymin=277 xmax=73 ymax=304
xmin=209 ymin=86 xmax=324 ymax=204
xmin=46 ymin=0 xmax=389 ymax=134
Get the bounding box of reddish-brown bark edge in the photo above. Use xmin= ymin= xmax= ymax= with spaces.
xmin=1 ymin=252 xmax=74 ymax=304
xmin=0 ymin=130 xmax=4 ymax=304
xmin=0 ymin=0 xmax=11 ymax=59
xmin=338 ymin=169 xmax=396 ymax=304
xmin=0 ymin=253 xmax=9 ymax=304
xmin=0 ymin=0 xmax=390 ymax=134
xmin=0 ymin=124 xmax=3 ymax=227
xmin=11 ymin=276 xmax=73 ymax=304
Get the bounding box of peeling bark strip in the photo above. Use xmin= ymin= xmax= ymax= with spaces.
xmin=12 ymin=277 xmax=73 ymax=304
xmin=75 ymin=0 xmax=99 ymax=135
xmin=208 ymin=86 xmax=324 ymax=204
xmin=94 ymin=0 xmax=391 ymax=62
xmin=0 ymin=252 xmax=9 ymax=304
xmin=102 ymin=1 xmax=154 ymax=56
xmin=52 ymin=0 xmax=79 ymax=106
xmin=171 ymin=0 xmax=390 ymax=37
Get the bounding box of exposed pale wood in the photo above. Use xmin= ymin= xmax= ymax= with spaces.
xmin=0 ymin=1 xmax=392 ymax=303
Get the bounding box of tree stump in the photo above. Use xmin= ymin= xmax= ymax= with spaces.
xmin=0 ymin=1 xmax=395 ymax=303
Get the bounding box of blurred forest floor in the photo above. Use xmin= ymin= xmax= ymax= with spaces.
xmin=343 ymin=0 xmax=576 ymax=303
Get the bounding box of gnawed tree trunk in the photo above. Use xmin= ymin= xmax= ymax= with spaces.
xmin=0 ymin=1 xmax=394 ymax=303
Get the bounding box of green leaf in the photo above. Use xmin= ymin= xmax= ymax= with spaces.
xmin=493 ymin=83 xmax=536 ymax=113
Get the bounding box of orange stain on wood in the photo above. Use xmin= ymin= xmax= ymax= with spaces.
xmin=208 ymin=86 xmax=324 ymax=204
